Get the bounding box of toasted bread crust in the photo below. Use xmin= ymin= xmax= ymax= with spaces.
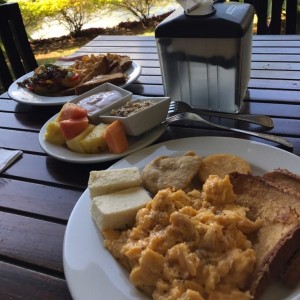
xmin=281 ymin=248 xmax=300 ymax=288
xmin=229 ymin=172 xmax=300 ymax=299
xmin=74 ymin=72 xmax=127 ymax=95
xmin=263 ymin=168 xmax=300 ymax=197
xmin=262 ymin=169 xmax=300 ymax=289
xmin=60 ymin=72 xmax=127 ymax=96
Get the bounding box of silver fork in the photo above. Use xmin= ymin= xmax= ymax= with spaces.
xmin=168 ymin=101 xmax=274 ymax=128
xmin=166 ymin=112 xmax=293 ymax=148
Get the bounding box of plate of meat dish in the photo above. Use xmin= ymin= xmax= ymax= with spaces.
xmin=63 ymin=136 xmax=300 ymax=300
xmin=8 ymin=53 xmax=141 ymax=106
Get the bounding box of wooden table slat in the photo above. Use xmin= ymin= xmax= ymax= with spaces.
xmin=251 ymin=61 xmax=300 ymax=71
xmin=0 ymin=261 xmax=72 ymax=300
xmin=0 ymin=211 xmax=65 ymax=273
xmin=2 ymin=153 xmax=100 ymax=188
xmin=0 ymin=178 xmax=82 ymax=221
xmin=251 ymin=69 xmax=300 ymax=80
xmin=248 ymin=78 xmax=300 ymax=90
xmin=252 ymin=54 xmax=300 ymax=62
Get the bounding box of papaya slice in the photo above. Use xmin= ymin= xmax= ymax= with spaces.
xmin=58 ymin=103 xmax=87 ymax=122
xmin=104 ymin=120 xmax=128 ymax=154
xmin=59 ymin=116 xmax=89 ymax=140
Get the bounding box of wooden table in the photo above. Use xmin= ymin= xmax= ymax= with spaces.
xmin=0 ymin=35 xmax=299 ymax=299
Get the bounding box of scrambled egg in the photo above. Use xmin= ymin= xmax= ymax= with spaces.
xmin=103 ymin=175 xmax=262 ymax=300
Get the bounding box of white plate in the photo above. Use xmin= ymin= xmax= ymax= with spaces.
xmin=8 ymin=61 xmax=141 ymax=106
xmin=63 ymin=137 xmax=300 ymax=300
xmin=39 ymin=118 xmax=166 ymax=164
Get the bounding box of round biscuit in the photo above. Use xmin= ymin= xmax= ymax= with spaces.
xmin=198 ymin=153 xmax=251 ymax=182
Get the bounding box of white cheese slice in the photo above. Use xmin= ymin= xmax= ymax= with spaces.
xmin=88 ymin=167 xmax=141 ymax=199
xmin=91 ymin=186 xmax=151 ymax=231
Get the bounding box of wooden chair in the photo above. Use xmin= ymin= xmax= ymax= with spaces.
xmin=0 ymin=2 xmax=38 ymax=91
xmin=269 ymin=0 xmax=298 ymax=34
xmin=230 ymin=0 xmax=298 ymax=34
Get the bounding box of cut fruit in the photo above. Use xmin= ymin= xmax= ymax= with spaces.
xmin=66 ymin=124 xmax=95 ymax=153
xmin=104 ymin=120 xmax=128 ymax=154
xmin=59 ymin=116 xmax=89 ymax=140
xmin=81 ymin=123 xmax=108 ymax=154
xmin=58 ymin=103 xmax=87 ymax=122
xmin=44 ymin=121 xmax=66 ymax=145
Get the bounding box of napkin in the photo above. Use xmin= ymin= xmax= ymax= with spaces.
xmin=0 ymin=148 xmax=23 ymax=173
xmin=176 ymin=0 xmax=214 ymax=15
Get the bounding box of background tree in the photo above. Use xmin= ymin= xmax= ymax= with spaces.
xmin=47 ymin=0 xmax=104 ymax=36
xmin=105 ymin=0 xmax=171 ymax=27
xmin=17 ymin=0 xmax=49 ymax=34
xmin=14 ymin=0 xmax=177 ymax=38
xmin=15 ymin=0 xmax=104 ymax=37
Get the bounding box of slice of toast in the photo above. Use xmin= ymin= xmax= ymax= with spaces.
xmin=263 ymin=168 xmax=300 ymax=197
xmin=229 ymin=172 xmax=300 ymax=299
xmin=281 ymin=248 xmax=300 ymax=288
xmin=262 ymin=169 xmax=300 ymax=288
xmin=74 ymin=72 xmax=127 ymax=95
xmin=61 ymin=72 xmax=128 ymax=96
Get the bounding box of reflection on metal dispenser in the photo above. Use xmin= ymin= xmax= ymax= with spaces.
xmin=155 ymin=0 xmax=254 ymax=113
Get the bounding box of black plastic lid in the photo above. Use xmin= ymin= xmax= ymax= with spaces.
xmin=155 ymin=2 xmax=254 ymax=38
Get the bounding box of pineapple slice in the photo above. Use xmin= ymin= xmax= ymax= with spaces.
xmin=66 ymin=124 xmax=95 ymax=153
xmin=44 ymin=121 xmax=65 ymax=145
xmin=81 ymin=123 xmax=108 ymax=154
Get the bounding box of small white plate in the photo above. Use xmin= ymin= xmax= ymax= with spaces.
xmin=8 ymin=61 xmax=141 ymax=106
xmin=63 ymin=137 xmax=300 ymax=300
xmin=38 ymin=115 xmax=166 ymax=163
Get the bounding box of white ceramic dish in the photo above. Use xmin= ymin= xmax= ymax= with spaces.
xmin=99 ymin=96 xmax=171 ymax=136
xmin=8 ymin=61 xmax=141 ymax=106
xmin=63 ymin=136 xmax=300 ymax=300
xmin=39 ymin=115 xmax=166 ymax=163
xmin=71 ymin=83 xmax=132 ymax=123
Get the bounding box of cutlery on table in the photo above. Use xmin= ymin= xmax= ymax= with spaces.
xmin=168 ymin=101 xmax=274 ymax=128
xmin=166 ymin=112 xmax=293 ymax=148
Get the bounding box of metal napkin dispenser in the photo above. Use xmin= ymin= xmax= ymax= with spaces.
xmin=155 ymin=1 xmax=254 ymax=113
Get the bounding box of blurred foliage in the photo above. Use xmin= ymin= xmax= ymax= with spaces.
xmin=103 ymin=0 xmax=171 ymax=26
xmin=16 ymin=0 xmax=49 ymax=36
xmin=10 ymin=0 xmax=174 ymax=37
xmin=10 ymin=0 xmax=105 ymax=37
xmin=46 ymin=0 xmax=104 ymax=36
